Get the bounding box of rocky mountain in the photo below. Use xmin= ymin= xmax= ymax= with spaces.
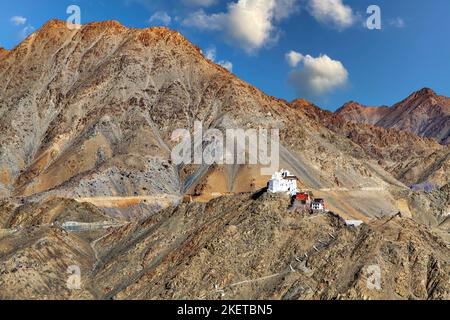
xmin=294 ymin=99 xmax=450 ymax=188
xmin=335 ymin=101 xmax=390 ymax=125
xmin=336 ymin=88 xmax=450 ymax=144
xmin=0 ymin=193 xmax=448 ymax=300
xmin=0 ymin=20 xmax=448 ymax=300
xmin=0 ymin=19 xmax=415 ymax=221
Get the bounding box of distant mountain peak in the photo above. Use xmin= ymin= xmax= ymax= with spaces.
xmin=344 ymin=100 xmax=361 ymax=105
xmin=290 ymin=98 xmax=315 ymax=108
xmin=336 ymin=88 xmax=450 ymax=144
xmin=415 ymin=87 xmax=436 ymax=96
xmin=403 ymin=87 xmax=438 ymax=104
xmin=337 ymin=101 xmax=366 ymax=111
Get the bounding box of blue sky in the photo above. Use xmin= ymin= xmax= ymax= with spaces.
xmin=1 ymin=0 xmax=449 ymax=110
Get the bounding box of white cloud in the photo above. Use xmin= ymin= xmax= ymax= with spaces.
xmin=182 ymin=0 xmax=218 ymax=7
xmin=389 ymin=18 xmax=406 ymax=28
xmin=149 ymin=11 xmax=172 ymax=26
xmin=285 ymin=50 xmax=304 ymax=68
xmin=218 ymin=60 xmax=233 ymax=71
xmin=182 ymin=10 xmax=223 ymax=30
xmin=225 ymin=0 xmax=277 ymax=52
xmin=11 ymin=16 xmax=27 ymax=26
xmin=183 ymin=0 xmax=300 ymax=53
xmin=307 ymin=0 xmax=355 ymax=30
xmin=273 ymin=0 xmax=300 ymax=21
xmin=205 ymin=47 xmax=217 ymax=61
xmin=203 ymin=47 xmax=233 ymax=72
xmin=288 ymin=53 xmax=349 ymax=96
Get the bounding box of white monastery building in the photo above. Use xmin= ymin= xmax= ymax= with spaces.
xmin=268 ymin=169 xmax=299 ymax=196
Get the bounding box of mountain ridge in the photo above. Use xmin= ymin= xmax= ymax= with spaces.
xmin=336 ymin=88 xmax=450 ymax=144
xmin=0 ymin=20 xmax=447 ymax=218
xmin=0 ymin=19 xmax=448 ymax=300
xmin=293 ymin=99 xmax=450 ymax=188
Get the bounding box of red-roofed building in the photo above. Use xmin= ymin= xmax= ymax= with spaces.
xmin=295 ymin=192 xmax=309 ymax=202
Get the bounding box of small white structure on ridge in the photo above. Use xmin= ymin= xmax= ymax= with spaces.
xmin=345 ymin=220 xmax=364 ymax=227
xmin=311 ymin=199 xmax=325 ymax=212
xmin=268 ymin=169 xmax=298 ymax=196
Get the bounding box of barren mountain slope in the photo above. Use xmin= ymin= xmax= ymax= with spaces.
xmin=0 ymin=193 xmax=448 ymax=300
xmin=0 ymin=197 xmax=115 ymax=229
xmin=0 ymin=20 xmax=448 ymax=301
xmin=90 ymin=193 xmax=449 ymax=300
xmin=337 ymin=88 xmax=450 ymax=144
xmin=0 ymin=226 xmax=96 ymax=300
xmin=335 ymin=101 xmax=390 ymax=125
xmin=0 ymin=20 xmax=414 ymax=219
xmin=393 ymin=183 xmax=450 ymax=242
xmin=295 ymin=99 xmax=450 ymax=187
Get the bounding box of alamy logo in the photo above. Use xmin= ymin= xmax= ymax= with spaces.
xmin=66 ymin=5 xmax=81 ymax=30
xmin=366 ymin=265 xmax=382 ymax=290
xmin=66 ymin=265 xmax=82 ymax=290
xmin=366 ymin=5 xmax=382 ymax=30
xmin=171 ymin=122 xmax=279 ymax=175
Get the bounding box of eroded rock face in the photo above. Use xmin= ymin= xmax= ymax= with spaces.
xmin=0 ymin=20 xmax=188 ymax=205
xmin=0 ymin=193 xmax=448 ymax=300
xmin=337 ymin=88 xmax=450 ymax=145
